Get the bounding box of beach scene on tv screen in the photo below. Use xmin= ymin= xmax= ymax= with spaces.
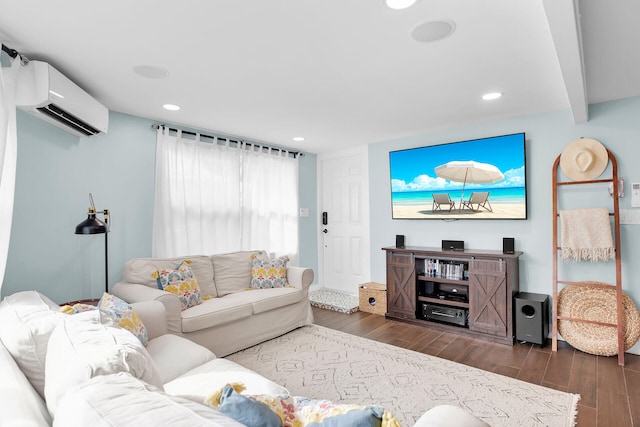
xmin=390 ymin=133 xmax=527 ymax=219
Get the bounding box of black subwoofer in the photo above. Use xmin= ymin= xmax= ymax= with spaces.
xmin=514 ymin=292 xmax=549 ymax=346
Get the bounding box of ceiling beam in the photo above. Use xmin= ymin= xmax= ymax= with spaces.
xmin=542 ymin=0 xmax=588 ymax=123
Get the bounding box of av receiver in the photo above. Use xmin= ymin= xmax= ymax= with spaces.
xmin=419 ymin=303 xmax=468 ymax=327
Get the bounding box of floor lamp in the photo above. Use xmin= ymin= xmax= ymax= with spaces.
xmin=75 ymin=193 xmax=110 ymax=294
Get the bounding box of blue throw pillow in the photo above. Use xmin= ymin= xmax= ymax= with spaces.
xmin=218 ymin=385 xmax=283 ymax=427
xmin=306 ymin=406 xmax=383 ymax=427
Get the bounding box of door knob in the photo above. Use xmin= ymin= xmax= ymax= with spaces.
xmin=322 ymin=228 xmax=328 ymax=234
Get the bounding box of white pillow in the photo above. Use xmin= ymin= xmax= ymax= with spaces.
xmin=211 ymin=251 xmax=265 ymax=296
xmin=53 ymin=373 xmax=245 ymax=427
xmin=0 ymin=342 xmax=52 ymax=426
xmin=414 ymin=405 xmax=491 ymax=427
xmin=164 ymin=358 xmax=289 ymax=401
xmin=0 ymin=291 xmax=65 ymax=398
xmin=145 ymin=334 xmax=216 ymax=384
xmin=45 ymin=311 xmax=163 ymax=416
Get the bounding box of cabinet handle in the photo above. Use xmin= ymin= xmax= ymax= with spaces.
xmin=470 ymin=258 xmax=505 ymax=272
xmin=390 ymin=252 xmax=414 ymax=263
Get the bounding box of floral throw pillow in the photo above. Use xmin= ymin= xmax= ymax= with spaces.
xmin=97 ymin=292 xmax=148 ymax=346
xmin=152 ymin=260 xmax=202 ymax=310
xmin=250 ymin=254 xmax=290 ymax=289
xmin=208 ymin=385 xmax=398 ymax=427
xmin=254 ymin=395 xmax=390 ymax=426
xmin=59 ymin=303 xmax=98 ymax=315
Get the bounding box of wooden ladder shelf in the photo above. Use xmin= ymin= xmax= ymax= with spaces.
xmin=551 ymin=150 xmax=625 ymax=366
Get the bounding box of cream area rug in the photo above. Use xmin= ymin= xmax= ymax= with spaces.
xmin=226 ymin=325 xmax=579 ymax=427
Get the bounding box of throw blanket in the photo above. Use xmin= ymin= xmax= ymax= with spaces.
xmin=560 ymin=208 xmax=615 ymax=262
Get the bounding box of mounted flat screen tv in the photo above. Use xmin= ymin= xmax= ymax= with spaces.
xmin=389 ymin=133 xmax=527 ymax=220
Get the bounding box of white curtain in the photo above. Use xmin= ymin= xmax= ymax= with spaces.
xmin=0 ymin=50 xmax=21 ymax=293
xmin=153 ymin=127 xmax=242 ymax=256
xmin=152 ymin=127 xmax=299 ymax=259
xmin=241 ymin=143 xmax=299 ymax=261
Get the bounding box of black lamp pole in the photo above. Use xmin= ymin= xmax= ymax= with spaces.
xmin=104 ymin=228 xmax=108 ymax=293
xmin=75 ymin=194 xmax=110 ymax=294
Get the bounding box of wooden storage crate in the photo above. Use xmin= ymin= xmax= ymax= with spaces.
xmin=359 ymin=282 xmax=387 ymax=315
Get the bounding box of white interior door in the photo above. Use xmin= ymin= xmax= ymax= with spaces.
xmin=319 ymin=150 xmax=370 ymax=295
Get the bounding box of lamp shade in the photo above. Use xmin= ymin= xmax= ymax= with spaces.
xmin=75 ymin=209 xmax=107 ymax=234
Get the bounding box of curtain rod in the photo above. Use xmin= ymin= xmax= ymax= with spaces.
xmin=151 ymin=124 xmax=302 ymax=158
xmin=1 ymin=44 xmax=29 ymax=65
xmin=1 ymin=44 xmax=18 ymax=58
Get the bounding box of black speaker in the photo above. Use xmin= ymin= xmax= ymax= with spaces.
xmin=419 ymin=281 xmax=435 ymax=296
xmin=441 ymin=240 xmax=464 ymax=251
xmin=514 ymin=292 xmax=549 ymax=346
xmin=503 ymin=237 xmax=515 ymax=254
xmin=395 ymin=234 xmax=405 ymax=248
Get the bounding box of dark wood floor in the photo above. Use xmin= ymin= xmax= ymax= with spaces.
xmin=312 ymin=306 xmax=640 ymax=427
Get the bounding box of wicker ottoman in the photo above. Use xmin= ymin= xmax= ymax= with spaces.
xmin=558 ymin=283 xmax=640 ymax=356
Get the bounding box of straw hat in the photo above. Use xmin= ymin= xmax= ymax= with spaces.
xmin=559 ymin=138 xmax=608 ymax=181
xmin=557 ymin=283 xmax=640 ymax=356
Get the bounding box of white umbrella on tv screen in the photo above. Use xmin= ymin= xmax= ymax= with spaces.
xmin=434 ymin=160 xmax=504 ymax=211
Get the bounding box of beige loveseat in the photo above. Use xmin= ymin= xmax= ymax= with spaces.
xmin=112 ymin=250 xmax=315 ymax=356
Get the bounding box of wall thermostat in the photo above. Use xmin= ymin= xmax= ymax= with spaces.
xmin=632 ymin=182 xmax=640 ymax=207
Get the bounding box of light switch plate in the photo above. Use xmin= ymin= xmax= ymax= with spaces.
xmin=620 ymin=209 xmax=640 ymax=224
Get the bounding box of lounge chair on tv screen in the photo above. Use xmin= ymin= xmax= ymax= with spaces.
xmin=462 ymin=191 xmax=492 ymax=212
xmin=432 ymin=193 xmax=455 ymax=211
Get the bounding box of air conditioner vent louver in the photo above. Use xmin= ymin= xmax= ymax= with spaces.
xmin=16 ymin=61 xmax=108 ymax=137
xmin=37 ymin=104 xmax=102 ymax=136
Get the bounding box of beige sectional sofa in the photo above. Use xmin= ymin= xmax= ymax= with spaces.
xmin=0 ymin=291 xmax=289 ymax=426
xmin=0 ymin=290 xmax=488 ymax=427
xmin=111 ymin=250 xmax=315 ymax=356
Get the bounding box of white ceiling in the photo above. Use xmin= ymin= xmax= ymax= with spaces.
xmin=0 ymin=0 xmax=638 ymax=154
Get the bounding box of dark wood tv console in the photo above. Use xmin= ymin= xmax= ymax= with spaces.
xmin=383 ymin=246 xmax=522 ymax=345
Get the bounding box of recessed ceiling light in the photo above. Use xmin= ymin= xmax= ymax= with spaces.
xmin=411 ymin=20 xmax=456 ymax=43
xmin=482 ymin=92 xmax=503 ymax=101
xmin=133 ymin=65 xmax=170 ymax=79
xmin=385 ymin=0 xmax=417 ymax=10
xmin=163 ymin=104 xmax=181 ymax=111
xmin=293 ymin=137 xmax=305 ymax=142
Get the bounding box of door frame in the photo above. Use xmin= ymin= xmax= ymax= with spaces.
xmin=316 ymin=146 xmax=371 ymax=292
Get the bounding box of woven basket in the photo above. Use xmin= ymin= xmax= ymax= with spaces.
xmin=557 ymin=283 xmax=640 ymax=356
xmin=359 ymin=283 xmax=387 ymax=316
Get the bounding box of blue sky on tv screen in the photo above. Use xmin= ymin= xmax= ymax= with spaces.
xmin=390 ymin=133 xmax=525 ymax=192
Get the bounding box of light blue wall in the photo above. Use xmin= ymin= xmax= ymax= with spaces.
xmin=3 ymin=111 xmax=156 ymax=302
xmin=2 ymin=111 xmax=319 ymax=302
xmin=7 ymin=96 xmax=638 ymax=306
xmin=368 ymin=96 xmax=640 ymax=307
xmin=297 ymin=153 xmax=319 ymax=275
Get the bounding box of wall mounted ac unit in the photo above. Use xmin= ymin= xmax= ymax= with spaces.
xmin=16 ymin=60 xmax=108 ymax=137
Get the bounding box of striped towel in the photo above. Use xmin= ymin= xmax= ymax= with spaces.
xmin=560 ymin=208 xmax=615 ymax=262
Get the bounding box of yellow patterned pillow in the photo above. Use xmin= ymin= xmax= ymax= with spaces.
xmin=250 ymin=254 xmax=289 ymax=289
xmin=152 ymin=260 xmax=202 ymax=310
xmin=97 ymin=293 xmax=148 ymax=346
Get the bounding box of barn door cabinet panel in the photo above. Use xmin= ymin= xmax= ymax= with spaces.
xmin=383 ymin=246 xmax=521 ymax=345
xmin=468 ymin=258 xmax=519 ymax=339
xmin=385 ymin=251 xmax=416 ymax=319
